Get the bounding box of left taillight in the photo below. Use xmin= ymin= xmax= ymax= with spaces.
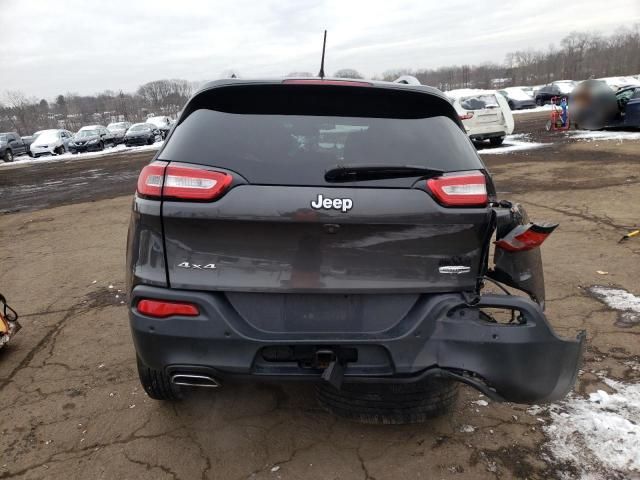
xmin=426 ymin=171 xmax=488 ymax=207
xmin=137 ymin=299 xmax=199 ymax=318
xmin=137 ymin=160 xmax=167 ymax=198
xmin=137 ymin=162 xmax=233 ymax=201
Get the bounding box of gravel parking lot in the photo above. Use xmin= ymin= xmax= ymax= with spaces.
xmin=1 ymin=111 xmax=639 ymax=479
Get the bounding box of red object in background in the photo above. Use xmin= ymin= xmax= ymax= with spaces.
xmin=546 ymin=96 xmax=570 ymax=131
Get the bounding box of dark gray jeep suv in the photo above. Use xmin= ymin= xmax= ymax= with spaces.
xmin=127 ymin=78 xmax=584 ymax=423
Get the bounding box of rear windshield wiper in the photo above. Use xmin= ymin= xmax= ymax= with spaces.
xmin=325 ymin=164 xmax=443 ymax=183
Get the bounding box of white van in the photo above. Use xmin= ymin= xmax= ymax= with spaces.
xmin=445 ymin=89 xmax=514 ymax=146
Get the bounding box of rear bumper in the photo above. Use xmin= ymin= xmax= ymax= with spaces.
xmin=69 ymin=144 xmax=101 ymax=153
xmin=124 ymin=137 xmax=150 ymax=146
xmin=470 ymin=131 xmax=506 ymax=141
xmin=129 ymin=285 xmax=584 ymax=403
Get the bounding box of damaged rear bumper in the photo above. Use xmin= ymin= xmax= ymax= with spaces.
xmin=129 ymin=286 xmax=585 ymax=404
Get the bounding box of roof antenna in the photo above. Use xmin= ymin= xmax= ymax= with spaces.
xmin=318 ymin=30 xmax=327 ymax=79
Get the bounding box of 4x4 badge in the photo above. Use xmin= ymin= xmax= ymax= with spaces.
xmin=177 ymin=262 xmax=216 ymax=270
xmin=438 ymin=266 xmax=470 ymax=274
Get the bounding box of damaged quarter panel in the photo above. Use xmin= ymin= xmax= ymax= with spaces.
xmin=489 ymin=203 xmax=548 ymax=306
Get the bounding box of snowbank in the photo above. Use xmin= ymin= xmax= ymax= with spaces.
xmin=588 ymin=286 xmax=640 ymax=326
xmin=532 ymin=377 xmax=640 ymax=477
xmin=511 ymin=105 xmax=553 ymax=115
xmin=567 ymin=130 xmax=640 ymax=142
xmin=478 ymin=133 xmax=547 ymax=155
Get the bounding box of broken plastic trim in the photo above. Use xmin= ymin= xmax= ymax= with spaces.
xmin=494 ymin=222 xmax=558 ymax=252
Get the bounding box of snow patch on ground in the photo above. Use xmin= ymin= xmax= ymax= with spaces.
xmin=0 ymin=142 xmax=163 ymax=168
xmin=511 ymin=105 xmax=553 ymax=115
xmin=567 ymin=130 xmax=640 ymax=142
xmin=478 ymin=133 xmax=547 ymax=155
xmin=532 ymin=377 xmax=640 ymax=478
xmin=588 ymin=286 xmax=640 ymax=327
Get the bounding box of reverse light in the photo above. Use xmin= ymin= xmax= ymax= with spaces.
xmin=426 ymin=171 xmax=488 ymax=207
xmin=494 ymin=223 xmax=558 ymax=252
xmin=163 ymin=165 xmax=233 ymax=201
xmin=137 ymin=299 xmax=199 ymax=318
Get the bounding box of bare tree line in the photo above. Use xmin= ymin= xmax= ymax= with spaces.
xmin=2 ymin=25 xmax=638 ymax=135
xmin=0 ymin=79 xmax=196 ymax=135
xmin=381 ymin=26 xmax=640 ymax=90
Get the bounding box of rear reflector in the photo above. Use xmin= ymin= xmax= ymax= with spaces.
xmin=282 ymin=79 xmax=372 ymax=87
xmin=494 ymin=223 xmax=558 ymax=252
xmin=137 ymin=299 xmax=199 ymax=318
xmin=426 ymin=171 xmax=488 ymax=207
xmin=163 ymin=165 xmax=233 ymax=201
xmin=136 ymin=162 xmax=233 ymax=201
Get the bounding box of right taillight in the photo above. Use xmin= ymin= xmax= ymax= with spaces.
xmin=459 ymin=112 xmax=474 ymax=120
xmin=426 ymin=171 xmax=488 ymax=207
xmin=136 ymin=162 xmax=233 ymax=201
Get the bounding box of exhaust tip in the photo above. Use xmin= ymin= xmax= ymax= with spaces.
xmin=171 ymin=373 xmax=221 ymax=388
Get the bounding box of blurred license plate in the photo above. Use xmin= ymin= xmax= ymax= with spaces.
xmin=478 ymin=114 xmax=498 ymax=123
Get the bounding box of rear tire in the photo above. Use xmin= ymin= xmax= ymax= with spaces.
xmin=536 ymin=98 xmax=543 ymax=106
xmin=490 ymin=136 xmax=504 ymax=146
xmin=136 ymin=355 xmax=182 ymax=401
xmin=3 ymin=150 xmax=14 ymax=162
xmin=316 ymin=378 xmax=459 ymax=424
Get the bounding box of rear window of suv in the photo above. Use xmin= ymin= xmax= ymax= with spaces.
xmin=159 ymin=85 xmax=484 ymax=186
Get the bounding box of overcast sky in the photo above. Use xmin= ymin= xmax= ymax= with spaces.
xmin=2 ymin=0 xmax=639 ymax=99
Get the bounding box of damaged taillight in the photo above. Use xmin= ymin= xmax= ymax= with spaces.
xmin=426 ymin=170 xmax=488 ymax=207
xmin=494 ymin=223 xmax=558 ymax=252
xmin=137 ymin=299 xmax=199 ymax=318
xmin=136 ymin=162 xmax=233 ymax=201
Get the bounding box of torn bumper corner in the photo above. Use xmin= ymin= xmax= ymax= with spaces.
xmin=129 ymin=286 xmax=585 ymax=405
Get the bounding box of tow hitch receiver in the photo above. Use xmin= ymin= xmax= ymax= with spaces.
xmin=317 ymin=350 xmax=345 ymax=389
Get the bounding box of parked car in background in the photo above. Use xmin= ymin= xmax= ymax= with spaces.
xmin=572 ymin=80 xmax=640 ymax=130
xmin=596 ymin=76 xmax=640 ymax=92
xmin=146 ymin=116 xmax=172 ymax=138
xmin=446 ymin=89 xmax=514 ymax=145
xmin=29 ymin=129 xmax=74 ymax=157
xmin=534 ymin=81 xmax=577 ymax=105
xmin=21 ymin=134 xmax=39 ymax=155
xmin=519 ymin=86 xmax=535 ymax=98
xmin=0 ymin=132 xmax=29 ymax=162
xmin=107 ymin=121 xmax=132 ymax=144
xmin=498 ymin=87 xmax=536 ymax=110
xmin=68 ymin=125 xmax=115 ymax=153
xmin=124 ymin=123 xmax=162 ymax=147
